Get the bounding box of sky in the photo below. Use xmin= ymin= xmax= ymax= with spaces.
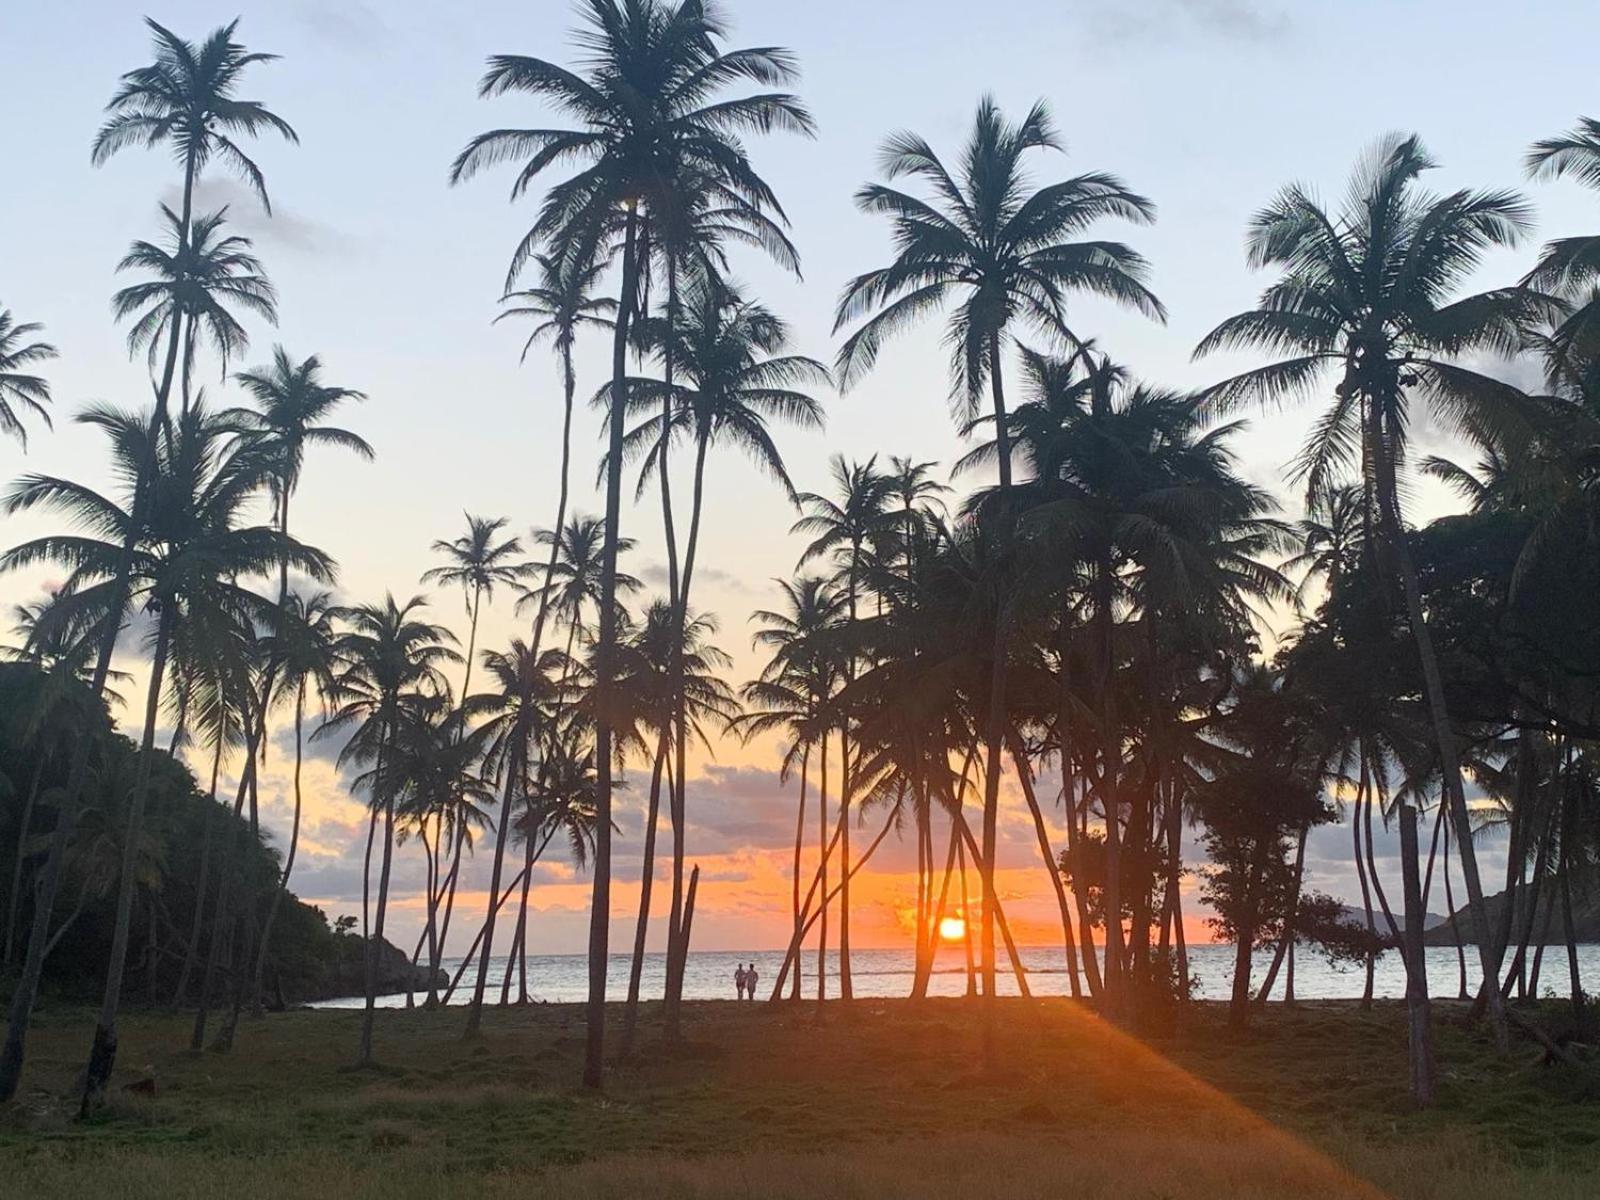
xmin=3 ymin=0 xmax=1594 ymax=957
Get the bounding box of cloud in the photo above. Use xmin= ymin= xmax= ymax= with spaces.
xmin=1083 ymin=0 xmax=1291 ymax=48
xmin=291 ymin=1 xmax=391 ymax=53
xmin=638 ymin=560 xmax=758 ymax=598
xmin=160 ymin=179 xmax=354 ymax=258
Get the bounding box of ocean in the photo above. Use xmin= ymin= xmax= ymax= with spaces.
xmin=311 ymin=942 xmax=1600 ymax=1007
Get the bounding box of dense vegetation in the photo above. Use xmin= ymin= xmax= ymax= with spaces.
xmin=3 ymin=1 xmax=1600 ymax=1134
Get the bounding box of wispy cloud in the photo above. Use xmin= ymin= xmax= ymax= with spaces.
xmin=291 ymin=1 xmax=391 ymax=53
xmin=1083 ymin=0 xmax=1292 ymax=49
xmin=160 ymin=178 xmax=355 ymax=258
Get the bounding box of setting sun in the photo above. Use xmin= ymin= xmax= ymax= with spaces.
xmin=938 ymin=917 xmax=967 ymax=942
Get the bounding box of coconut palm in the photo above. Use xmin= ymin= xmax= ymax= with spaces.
xmin=1525 ymin=118 xmax=1600 ymax=368
xmin=835 ymin=96 xmax=1163 ymax=1004
xmin=248 ymin=591 xmax=345 ymax=1010
xmin=93 ymin=17 xmax=296 ymax=414
xmin=464 ymin=637 xmax=570 ymax=1034
xmin=323 ymin=595 xmax=457 ymax=1066
xmin=1194 ymin=132 xmax=1554 ymax=1063
xmin=112 ymin=208 xmax=278 ymax=408
xmin=0 ymin=306 xmax=58 ymax=451
xmin=619 ymin=280 xmax=826 ymax=1022
xmin=1 ymin=402 xmax=332 ymax=1108
xmin=736 ymin=576 xmax=845 ymax=999
xmin=421 ymin=515 xmax=531 ymax=701
xmin=790 ymin=456 xmax=893 ymax=997
xmin=519 ymin=515 xmax=641 ymax=653
xmin=451 ymin=0 xmax=813 ymax=1086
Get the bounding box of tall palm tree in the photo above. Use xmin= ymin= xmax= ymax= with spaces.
xmin=0 ymin=24 xmax=299 ymax=1102
xmin=465 ymin=637 xmax=569 ymax=1033
xmin=621 ymin=280 xmax=826 ymax=1023
xmin=93 ymin=17 xmax=296 ymax=415
xmin=1195 ymin=133 xmax=1552 ymax=1062
xmin=737 ymin=575 xmax=844 ymax=1000
xmin=2 ymin=403 xmax=331 ymax=1109
xmin=325 ymin=596 xmax=457 ymax=1066
xmin=0 ymin=306 xmax=57 ymax=451
xmin=451 ymin=0 xmax=812 ymax=1087
xmin=835 ymin=95 xmax=1163 ymax=1004
xmin=421 ymin=515 xmax=530 ymax=702
xmin=248 ymin=590 xmax=344 ymax=1010
xmin=791 ymin=456 xmax=891 ymax=998
xmin=113 ymin=207 xmax=279 ymax=412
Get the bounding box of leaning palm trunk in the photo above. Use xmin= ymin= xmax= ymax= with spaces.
xmin=466 ymin=736 xmax=526 ymax=1035
xmin=622 ymin=730 xmax=671 ymax=1053
xmin=664 ymin=433 xmax=711 ymax=1037
xmin=80 ymin=606 xmax=175 ymax=1113
xmin=358 ymin=731 xmax=396 ymax=1068
xmin=790 ymin=746 xmax=810 ymax=1001
xmin=0 ymin=218 xmax=192 ymax=1099
xmin=251 ymin=682 xmax=308 ymax=1013
xmin=1398 ymin=798 xmax=1436 ymax=1104
xmin=583 ymin=205 xmax=640 ymax=1089
xmin=1257 ymin=822 xmax=1309 ymax=1004
xmin=913 ymin=818 xmax=961 ymax=999
xmin=172 ymin=734 xmax=226 ymax=1007
xmin=1009 ymin=737 xmax=1081 ymax=997
xmin=1375 ymin=441 xmax=1508 ymax=1047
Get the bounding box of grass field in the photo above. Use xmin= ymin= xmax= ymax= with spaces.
xmin=3 ymin=997 xmax=1598 ymax=1198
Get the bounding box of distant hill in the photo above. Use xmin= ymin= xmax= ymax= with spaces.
xmin=1422 ymin=887 xmax=1600 ymax=946
xmin=1337 ymin=905 xmax=1448 ymax=933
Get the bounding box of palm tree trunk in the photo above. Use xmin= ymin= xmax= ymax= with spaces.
xmin=1008 ymin=737 xmax=1080 ymax=996
xmin=1398 ymin=799 xmax=1436 ymax=1105
xmin=584 ymin=204 xmax=640 ymax=1089
xmin=80 ymin=605 xmax=174 ymax=1113
xmin=622 ymin=729 xmax=670 ymax=1053
xmin=1376 ymin=439 xmax=1508 ymax=1047
xmin=915 ymin=817 xmax=961 ymax=1000
xmin=664 ymin=431 xmax=711 ymax=1036
xmin=1257 ymin=822 xmax=1309 ymax=1004
xmin=1443 ymin=815 xmax=1467 ymax=1000
xmin=359 ymin=727 xmax=396 ymax=1068
xmin=251 ymin=683 xmax=307 ymax=1013
xmin=466 ymin=736 xmax=525 ymax=1036
xmin=817 ymin=728 xmax=830 ymax=1005
xmin=173 ymin=734 xmax=225 ymax=1007
xmin=2 ymin=755 xmax=47 ymax=970
xmin=959 ymin=838 xmax=976 ymax=997
xmin=1351 ymin=767 xmax=1378 ymax=1009
xmin=1094 ymin=556 xmax=1124 ymax=1010
xmin=791 ymin=745 xmax=809 ymax=1001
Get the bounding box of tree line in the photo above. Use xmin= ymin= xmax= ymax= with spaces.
xmin=3 ymin=2 xmax=1599 ymax=1112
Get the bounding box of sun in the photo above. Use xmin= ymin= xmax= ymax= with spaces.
xmin=938 ymin=916 xmax=967 ymax=942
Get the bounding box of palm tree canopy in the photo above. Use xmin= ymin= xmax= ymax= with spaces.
xmin=92 ymin=17 xmax=298 ymax=211
xmin=224 ymin=347 xmax=372 ymax=504
xmin=449 ymin=0 xmax=815 ymax=290
xmin=112 ymin=206 xmax=278 ymax=378
xmin=0 ymin=305 xmax=58 ymax=449
xmin=420 ymin=513 xmax=533 ymax=611
xmin=1195 ymin=133 xmax=1555 ymax=511
xmin=835 ymin=93 xmax=1164 ymax=413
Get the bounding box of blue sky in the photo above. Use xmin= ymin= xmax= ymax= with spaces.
xmin=1 ymin=0 xmax=1585 ymax=950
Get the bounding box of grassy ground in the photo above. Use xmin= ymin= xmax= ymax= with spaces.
xmin=3 ymin=997 xmax=1598 ymax=1198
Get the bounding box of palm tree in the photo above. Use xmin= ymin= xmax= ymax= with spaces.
xmin=621 ymin=279 xmax=826 ymax=1023
xmin=451 ymin=0 xmax=812 ymax=1087
xmin=421 ymin=515 xmax=531 ymax=702
xmin=1525 ymin=118 xmax=1600 ymax=368
xmin=615 ymin=599 xmax=737 ymax=1044
xmin=93 ymin=17 xmax=297 ymax=415
xmin=465 ymin=637 xmax=569 ymax=1033
xmin=113 ymin=207 xmax=279 ymax=414
xmin=0 ymin=306 xmax=58 ymax=451
xmin=1 ymin=402 xmax=332 ymax=1109
xmin=1195 ymin=133 xmax=1553 ymax=1060
xmin=790 ymin=456 xmax=891 ymax=998
xmin=835 ymin=96 xmax=1163 ymax=1004
xmin=249 ymin=591 xmax=344 ymax=1010
xmin=737 ymin=576 xmax=845 ymax=999
xmin=325 ymin=596 xmax=457 ymax=1066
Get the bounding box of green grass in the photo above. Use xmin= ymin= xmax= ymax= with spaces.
xmin=3 ymin=998 xmax=1598 ymax=1198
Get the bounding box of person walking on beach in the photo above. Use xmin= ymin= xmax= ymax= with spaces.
xmin=734 ymin=963 xmax=747 ymax=1000
xmin=746 ymin=963 xmax=759 ymax=1000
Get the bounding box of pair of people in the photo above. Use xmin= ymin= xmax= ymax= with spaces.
xmin=733 ymin=962 xmax=760 ymax=1000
